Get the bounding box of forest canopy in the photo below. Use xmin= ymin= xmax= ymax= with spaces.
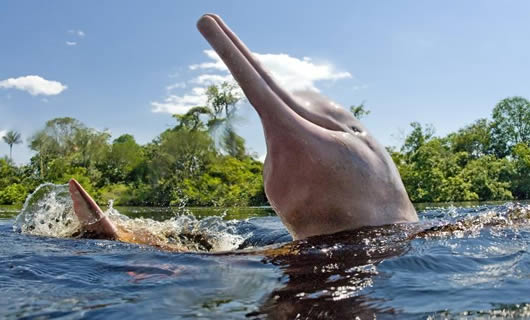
xmin=1 ymin=85 xmax=529 ymax=206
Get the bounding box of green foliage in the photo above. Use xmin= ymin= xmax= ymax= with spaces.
xmin=511 ymin=143 xmax=530 ymax=199
xmin=153 ymin=128 xmax=216 ymax=180
xmin=221 ymin=128 xmax=246 ymax=160
xmin=206 ymin=82 xmax=242 ymax=122
xmin=0 ymin=158 xmax=20 ymax=187
xmin=0 ymin=158 xmax=29 ymax=204
xmin=448 ymin=118 xmax=492 ymax=159
xmin=98 ymin=184 xmax=134 ymax=206
xmin=349 ymin=103 xmax=370 ymax=120
xmin=401 ymin=122 xmax=436 ymax=156
xmin=98 ymin=134 xmax=145 ymax=185
xmin=460 ymin=156 xmax=513 ymax=200
xmin=53 ymin=165 xmax=98 ymax=197
xmin=176 ymin=156 xmax=265 ymax=207
xmin=0 ymin=183 xmax=28 ymax=205
xmin=1 ymin=94 xmax=530 ymax=206
xmin=396 ymin=122 xmax=515 ymax=203
xmin=490 ymin=96 xmax=530 ymax=157
xmin=173 ymin=106 xmax=211 ymax=131
xmin=28 ymin=117 xmax=110 ymax=179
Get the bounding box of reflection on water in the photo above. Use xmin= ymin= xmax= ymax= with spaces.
xmin=252 ymin=225 xmax=415 ymax=319
xmin=1 ymin=186 xmax=529 ymax=319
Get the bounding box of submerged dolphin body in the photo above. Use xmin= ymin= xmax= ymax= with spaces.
xmin=68 ymin=179 xmax=187 ymax=251
xmin=197 ymin=14 xmax=418 ymax=239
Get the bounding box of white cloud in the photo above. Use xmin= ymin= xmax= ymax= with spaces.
xmin=254 ymin=53 xmax=351 ymax=92
xmin=151 ymin=87 xmax=208 ymax=114
xmin=66 ymin=30 xmax=85 ymax=46
xmin=0 ymin=130 xmax=6 ymax=139
xmin=152 ymin=49 xmax=352 ymax=114
xmin=166 ymin=82 xmax=186 ymax=91
xmin=192 ymin=74 xmax=232 ymax=85
xmin=0 ymin=75 xmax=67 ymax=96
xmin=188 ymin=50 xmax=350 ymax=92
xmin=68 ymin=29 xmax=85 ymax=37
xmin=189 ymin=50 xmax=228 ymax=71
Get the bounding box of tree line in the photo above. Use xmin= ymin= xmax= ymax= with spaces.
xmin=390 ymin=96 xmax=530 ymax=202
xmin=1 ymin=83 xmax=266 ymax=207
xmin=1 ymin=84 xmax=529 ymax=206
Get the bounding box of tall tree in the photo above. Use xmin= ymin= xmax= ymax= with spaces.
xmin=175 ymin=82 xmax=246 ymax=157
xmin=400 ymin=122 xmax=436 ymax=156
xmin=2 ymin=130 xmax=22 ymax=161
xmin=490 ymin=96 xmax=530 ymax=157
xmin=221 ymin=127 xmax=246 ymax=160
xmin=29 ymin=117 xmax=84 ymax=158
xmin=174 ymin=106 xmax=211 ymax=131
xmin=511 ymin=142 xmax=530 ymax=199
xmin=29 ymin=117 xmax=109 ymax=179
xmin=205 ymin=82 xmax=242 ymax=130
xmin=100 ymin=134 xmax=145 ymax=184
xmin=448 ymin=118 xmax=492 ymax=159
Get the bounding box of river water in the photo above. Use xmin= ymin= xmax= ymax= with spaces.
xmin=0 ymin=184 xmax=529 ymax=319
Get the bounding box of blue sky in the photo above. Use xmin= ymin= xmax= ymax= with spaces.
xmin=1 ymin=1 xmax=530 ymax=163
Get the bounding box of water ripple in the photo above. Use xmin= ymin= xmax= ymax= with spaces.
xmin=1 ymin=198 xmax=530 ymax=319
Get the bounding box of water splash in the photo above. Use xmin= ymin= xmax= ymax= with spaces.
xmin=14 ymin=183 xmax=80 ymax=237
xmin=13 ymin=183 xmax=248 ymax=252
xmin=416 ymin=202 xmax=530 ymax=239
xmin=13 ymin=183 xmax=529 ymax=256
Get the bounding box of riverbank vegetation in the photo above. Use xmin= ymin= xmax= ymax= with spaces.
xmin=1 ymin=84 xmax=529 ymax=206
xmin=390 ymin=96 xmax=530 ymax=202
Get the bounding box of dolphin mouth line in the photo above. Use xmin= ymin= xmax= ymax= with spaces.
xmin=198 ymin=14 xmax=349 ymax=134
xmin=200 ymin=14 xmax=289 ymax=106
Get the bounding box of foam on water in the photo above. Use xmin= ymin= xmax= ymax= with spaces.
xmin=13 ymin=183 xmax=530 ymax=255
xmin=14 ymin=183 xmax=80 ymax=237
xmin=416 ymin=202 xmax=530 ymax=239
xmin=4 ymin=187 xmax=530 ymax=319
xmin=14 ymin=183 xmax=248 ymax=252
xmin=106 ymin=205 xmax=247 ymax=252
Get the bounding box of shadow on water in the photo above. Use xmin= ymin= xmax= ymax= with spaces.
xmin=243 ymin=225 xmax=415 ymax=319
xmin=245 ymin=203 xmax=530 ymax=319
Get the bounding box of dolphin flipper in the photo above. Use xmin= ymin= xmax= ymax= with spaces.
xmin=68 ymin=179 xmax=119 ymax=240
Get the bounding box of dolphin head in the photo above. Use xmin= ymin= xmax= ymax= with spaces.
xmin=197 ymin=14 xmax=417 ymax=240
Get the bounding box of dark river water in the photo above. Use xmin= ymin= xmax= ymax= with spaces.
xmin=1 ymin=185 xmax=529 ymax=319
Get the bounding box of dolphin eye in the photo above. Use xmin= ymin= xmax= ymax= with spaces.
xmin=351 ymin=126 xmax=362 ymax=134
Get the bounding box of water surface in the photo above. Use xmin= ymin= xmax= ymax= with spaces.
xmin=1 ymin=187 xmax=529 ymax=319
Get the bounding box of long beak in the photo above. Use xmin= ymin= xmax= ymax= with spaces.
xmin=68 ymin=179 xmax=118 ymax=239
xmin=197 ymin=14 xmax=310 ymax=136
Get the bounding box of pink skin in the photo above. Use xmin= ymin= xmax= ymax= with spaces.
xmin=68 ymin=14 xmax=418 ymax=244
xmin=68 ymin=179 xmax=118 ymax=240
xmin=69 ymin=179 xmax=188 ymax=251
xmin=197 ymin=14 xmax=418 ymax=240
